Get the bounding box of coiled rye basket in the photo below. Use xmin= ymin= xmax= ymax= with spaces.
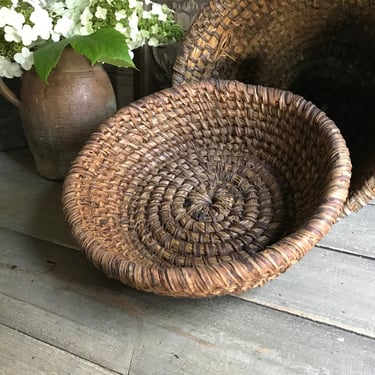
xmin=63 ymin=81 xmax=351 ymax=297
xmin=173 ymin=0 xmax=375 ymax=216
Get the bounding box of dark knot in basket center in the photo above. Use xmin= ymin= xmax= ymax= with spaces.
xmin=184 ymin=187 xmax=234 ymax=222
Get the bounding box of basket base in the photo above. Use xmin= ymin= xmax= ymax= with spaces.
xmin=122 ymin=143 xmax=294 ymax=268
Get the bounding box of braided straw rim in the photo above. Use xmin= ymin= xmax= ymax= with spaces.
xmin=63 ymin=80 xmax=351 ymax=297
xmin=172 ymin=0 xmax=375 ymax=216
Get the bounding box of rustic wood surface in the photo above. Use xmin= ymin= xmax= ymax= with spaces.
xmin=0 ymin=148 xmax=374 ymax=374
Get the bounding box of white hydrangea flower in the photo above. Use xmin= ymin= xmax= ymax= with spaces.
xmin=95 ymin=6 xmax=107 ymax=20
xmin=150 ymin=3 xmax=167 ymax=22
xmin=142 ymin=10 xmax=151 ymax=19
xmin=140 ymin=29 xmax=150 ymax=39
xmin=0 ymin=8 xmax=12 ymax=28
xmin=158 ymin=12 xmax=167 ymax=22
xmin=115 ymin=22 xmax=127 ymax=35
xmin=30 ymin=7 xmax=53 ymax=40
xmin=65 ymin=0 xmax=77 ymax=8
xmin=115 ymin=10 xmax=127 ymax=21
xmin=147 ymin=36 xmax=159 ymax=47
xmin=128 ymin=11 xmax=139 ymax=41
xmin=0 ymin=8 xmax=25 ymax=29
xmin=0 ymin=55 xmax=22 ymax=78
xmin=19 ymin=24 xmax=38 ymax=46
xmin=12 ymin=11 xmax=26 ymax=28
xmin=14 ymin=47 xmax=34 ymax=70
xmin=79 ymin=23 xmax=94 ymax=36
xmin=66 ymin=0 xmax=88 ymax=10
xmin=128 ymin=35 xmax=145 ymax=50
xmin=47 ymin=1 xmax=65 ymax=16
xmin=4 ymin=25 xmax=21 ymax=43
xmin=30 ymin=6 xmax=48 ymax=23
xmin=54 ymin=15 xmax=75 ymax=38
xmin=128 ymin=0 xmax=138 ymax=8
xmin=50 ymin=29 xmax=61 ymax=42
xmin=80 ymin=7 xmax=93 ymax=26
xmin=0 ymin=8 xmax=9 ymax=28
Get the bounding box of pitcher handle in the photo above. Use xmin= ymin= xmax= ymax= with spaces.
xmin=0 ymin=78 xmax=20 ymax=108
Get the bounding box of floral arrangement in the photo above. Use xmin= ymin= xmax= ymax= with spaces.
xmin=0 ymin=0 xmax=184 ymax=81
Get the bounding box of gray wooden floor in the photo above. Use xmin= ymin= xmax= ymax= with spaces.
xmin=0 ymin=148 xmax=374 ymax=375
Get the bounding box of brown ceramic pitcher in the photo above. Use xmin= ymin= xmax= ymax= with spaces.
xmin=0 ymin=47 xmax=117 ymax=180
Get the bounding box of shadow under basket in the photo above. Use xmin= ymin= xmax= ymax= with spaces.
xmin=172 ymin=0 xmax=375 ymax=216
xmin=62 ymin=81 xmax=351 ymax=297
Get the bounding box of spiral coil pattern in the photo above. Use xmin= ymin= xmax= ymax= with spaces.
xmin=63 ymin=81 xmax=351 ymax=297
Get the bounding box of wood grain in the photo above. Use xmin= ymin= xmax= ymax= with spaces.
xmin=0 ymin=324 xmax=116 ymax=375
xmin=0 ymin=148 xmax=76 ymax=249
xmin=238 ymin=247 xmax=375 ymax=338
xmin=318 ymin=204 xmax=375 ymax=258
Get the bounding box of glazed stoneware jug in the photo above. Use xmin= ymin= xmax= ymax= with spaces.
xmin=0 ymin=48 xmax=117 ymax=180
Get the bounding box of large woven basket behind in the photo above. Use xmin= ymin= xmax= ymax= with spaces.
xmin=63 ymin=81 xmax=351 ymax=297
xmin=173 ymin=0 xmax=375 ymax=216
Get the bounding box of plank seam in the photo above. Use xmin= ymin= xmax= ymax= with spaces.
xmin=0 ymin=291 xmax=91 ymax=330
xmin=231 ymin=296 xmax=375 ymax=340
xmin=316 ymin=243 xmax=375 ymax=261
xmin=0 ymin=225 xmax=79 ymax=251
xmin=0 ymin=320 xmax=122 ymax=375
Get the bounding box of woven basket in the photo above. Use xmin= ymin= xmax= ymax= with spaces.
xmin=62 ymin=80 xmax=351 ymax=297
xmin=173 ymin=0 xmax=375 ymax=216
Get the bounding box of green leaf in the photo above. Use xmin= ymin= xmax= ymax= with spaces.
xmin=33 ymin=28 xmax=136 ymax=83
xmin=70 ymin=28 xmax=136 ymax=69
xmin=33 ymin=39 xmax=71 ymax=83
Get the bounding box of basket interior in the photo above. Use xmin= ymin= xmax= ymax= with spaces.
xmin=65 ymin=82 xmax=346 ymax=270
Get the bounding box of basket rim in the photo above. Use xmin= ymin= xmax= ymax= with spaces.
xmin=62 ymin=80 xmax=352 ymax=297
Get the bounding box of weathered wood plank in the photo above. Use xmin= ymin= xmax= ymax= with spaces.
xmin=0 ymin=228 xmax=374 ymax=375
xmin=0 ymin=293 xmax=134 ymax=375
xmin=0 ymin=324 xmax=116 ymax=375
xmin=318 ymin=204 xmax=375 ymax=258
xmin=238 ymin=247 xmax=375 ymax=338
xmin=0 ymin=148 xmax=76 ymax=249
